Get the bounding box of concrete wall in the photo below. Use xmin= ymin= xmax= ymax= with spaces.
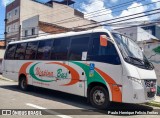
xmin=116 ymin=27 xmax=158 ymax=42
xmin=137 ymin=27 xmax=158 ymax=42
xmin=143 ymin=43 xmax=160 ymax=86
xmin=115 ymin=27 xmax=138 ymax=41
xmin=0 ymin=50 xmax=5 ymax=59
xmin=20 ymin=0 xmax=95 ymax=29
xmin=22 ymin=15 xmax=39 ymax=38
xmin=0 ymin=49 xmax=5 ymax=74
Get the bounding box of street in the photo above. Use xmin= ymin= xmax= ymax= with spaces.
xmin=0 ymin=79 xmax=159 ymax=118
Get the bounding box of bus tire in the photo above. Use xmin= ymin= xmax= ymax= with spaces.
xmin=19 ymin=76 xmax=28 ymax=91
xmin=90 ymin=86 xmax=110 ymax=109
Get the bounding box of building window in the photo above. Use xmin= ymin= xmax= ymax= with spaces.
xmin=32 ymin=28 xmax=35 ymax=35
xmin=8 ymin=13 xmax=11 ymax=19
xmin=25 ymin=30 xmax=28 ymax=37
xmin=7 ymin=27 xmax=10 ymax=33
xmin=15 ymin=9 xmax=18 ymax=15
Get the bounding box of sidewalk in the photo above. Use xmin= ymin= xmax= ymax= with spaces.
xmin=0 ymin=75 xmax=13 ymax=81
xmin=154 ymin=96 xmax=160 ymax=102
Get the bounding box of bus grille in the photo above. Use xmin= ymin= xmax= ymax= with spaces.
xmin=144 ymin=80 xmax=156 ymax=98
xmin=144 ymin=80 xmax=156 ymax=88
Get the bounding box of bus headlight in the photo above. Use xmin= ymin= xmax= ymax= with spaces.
xmin=128 ymin=76 xmax=142 ymax=85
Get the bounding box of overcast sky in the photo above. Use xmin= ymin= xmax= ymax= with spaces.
xmin=0 ymin=0 xmax=160 ymax=40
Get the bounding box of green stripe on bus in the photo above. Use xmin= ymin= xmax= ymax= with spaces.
xmin=71 ymin=62 xmax=106 ymax=86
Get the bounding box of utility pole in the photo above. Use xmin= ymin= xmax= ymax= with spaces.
xmin=4 ymin=11 xmax=7 ymax=49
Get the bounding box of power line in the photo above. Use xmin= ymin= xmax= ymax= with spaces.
xmin=53 ymin=1 xmax=160 ymax=25
xmin=3 ymin=0 xmax=159 ymax=33
xmin=4 ymin=8 xmax=160 ymax=37
xmin=14 ymin=0 xmax=160 ymax=29
xmin=7 ymin=0 xmax=145 ymax=27
xmin=72 ymin=8 xmax=160 ymax=29
xmin=85 ymin=0 xmax=145 ymax=16
xmin=17 ymin=19 xmax=160 ymax=39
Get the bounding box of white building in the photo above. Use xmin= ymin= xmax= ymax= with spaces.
xmin=5 ymin=0 xmax=98 ymax=43
xmin=115 ymin=26 xmax=158 ymax=42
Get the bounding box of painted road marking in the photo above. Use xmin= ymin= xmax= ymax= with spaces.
xmin=26 ymin=103 xmax=72 ymax=118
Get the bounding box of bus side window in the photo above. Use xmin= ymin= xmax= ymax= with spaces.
xmin=88 ymin=33 xmax=121 ymax=65
xmin=51 ymin=37 xmax=70 ymax=60
xmin=15 ymin=43 xmax=27 ymax=60
xmin=5 ymin=44 xmax=17 ymax=60
xmin=69 ymin=37 xmax=90 ymax=61
xmin=25 ymin=41 xmax=38 ymax=60
xmin=36 ymin=39 xmax=53 ymax=60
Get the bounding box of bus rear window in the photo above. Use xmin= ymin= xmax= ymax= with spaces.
xmin=5 ymin=44 xmax=17 ymax=60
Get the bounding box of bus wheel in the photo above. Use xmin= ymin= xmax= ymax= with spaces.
xmin=90 ymin=86 xmax=110 ymax=109
xmin=19 ymin=76 xmax=28 ymax=91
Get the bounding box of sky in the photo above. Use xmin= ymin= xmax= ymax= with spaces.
xmin=0 ymin=0 xmax=160 ymax=40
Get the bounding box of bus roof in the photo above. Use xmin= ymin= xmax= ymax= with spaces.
xmin=9 ymin=29 xmax=111 ymax=44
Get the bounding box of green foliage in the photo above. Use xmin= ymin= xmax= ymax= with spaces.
xmin=153 ymin=46 xmax=160 ymax=54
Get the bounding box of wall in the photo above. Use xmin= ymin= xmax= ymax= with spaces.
xmin=115 ymin=27 xmax=138 ymax=41
xmin=6 ymin=0 xmax=20 ymax=43
xmin=0 ymin=49 xmax=5 ymax=74
xmin=20 ymin=0 xmax=95 ymax=29
xmin=137 ymin=27 xmax=158 ymax=42
xmin=22 ymin=15 xmax=39 ymax=38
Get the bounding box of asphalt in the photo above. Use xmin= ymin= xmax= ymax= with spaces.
xmin=0 ymin=76 xmax=160 ymax=118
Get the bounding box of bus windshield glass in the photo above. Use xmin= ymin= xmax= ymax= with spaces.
xmin=112 ymin=33 xmax=154 ymax=70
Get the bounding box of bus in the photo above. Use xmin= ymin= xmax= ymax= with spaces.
xmin=2 ymin=29 xmax=157 ymax=109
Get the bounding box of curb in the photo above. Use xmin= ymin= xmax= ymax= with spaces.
xmin=0 ymin=75 xmax=14 ymax=82
xmin=145 ymin=101 xmax=160 ymax=108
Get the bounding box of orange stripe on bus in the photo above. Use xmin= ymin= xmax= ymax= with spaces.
xmin=19 ymin=62 xmax=33 ymax=84
xmin=95 ymin=68 xmax=122 ymax=102
xmin=48 ymin=62 xmax=80 ymax=86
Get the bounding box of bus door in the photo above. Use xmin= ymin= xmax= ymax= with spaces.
xmin=67 ymin=35 xmax=90 ymax=96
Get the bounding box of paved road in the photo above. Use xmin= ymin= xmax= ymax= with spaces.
xmin=0 ymin=78 xmax=159 ymax=118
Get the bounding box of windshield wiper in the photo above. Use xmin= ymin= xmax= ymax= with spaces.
xmin=128 ymin=56 xmax=144 ymax=65
xmin=128 ymin=56 xmax=154 ymax=69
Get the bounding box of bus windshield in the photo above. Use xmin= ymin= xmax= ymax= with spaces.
xmin=112 ymin=33 xmax=154 ymax=70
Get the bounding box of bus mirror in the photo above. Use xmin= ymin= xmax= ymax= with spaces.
xmin=100 ymin=35 xmax=108 ymax=46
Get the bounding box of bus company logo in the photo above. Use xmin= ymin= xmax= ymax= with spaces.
xmin=57 ymin=69 xmax=68 ymax=79
xmin=36 ymin=67 xmax=54 ymax=77
xmin=29 ymin=63 xmax=55 ymax=82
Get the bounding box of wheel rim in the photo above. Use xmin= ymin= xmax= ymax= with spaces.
xmin=21 ymin=79 xmax=26 ymax=89
xmin=93 ymin=90 xmax=105 ymax=105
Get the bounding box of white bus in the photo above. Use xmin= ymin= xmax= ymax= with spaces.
xmin=2 ymin=29 xmax=157 ymax=109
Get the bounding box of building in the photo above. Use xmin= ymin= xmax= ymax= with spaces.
xmin=142 ymin=24 xmax=160 ymax=40
xmin=139 ymin=40 xmax=160 ymax=94
xmin=0 ymin=40 xmax=5 ymax=49
xmin=5 ymin=0 xmax=98 ymax=44
xmin=115 ymin=26 xmax=158 ymax=42
xmin=0 ymin=48 xmax=5 ymax=74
